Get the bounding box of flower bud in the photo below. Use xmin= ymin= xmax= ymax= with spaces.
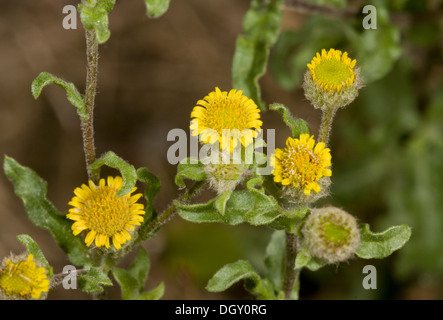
xmin=303 ymin=48 xmax=363 ymax=111
xmin=302 ymin=206 xmax=360 ymax=264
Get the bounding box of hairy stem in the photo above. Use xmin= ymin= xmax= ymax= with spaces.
xmin=318 ymin=107 xmax=337 ymax=146
xmin=82 ymin=29 xmax=99 ymax=182
xmin=282 ymin=231 xmax=298 ymax=300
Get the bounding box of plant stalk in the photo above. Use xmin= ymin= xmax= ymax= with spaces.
xmin=282 ymin=231 xmax=298 ymax=299
xmin=318 ymin=107 xmax=337 ymax=146
xmin=82 ymin=28 xmax=99 ymax=182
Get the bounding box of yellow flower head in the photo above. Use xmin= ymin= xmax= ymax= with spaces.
xmin=67 ymin=176 xmax=145 ymax=250
xmin=307 ymin=48 xmax=356 ymax=93
xmin=190 ymin=87 xmax=262 ymax=153
xmin=271 ymin=134 xmax=332 ymax=196
xmin=0 ymin=254 xmax=50 ymax=299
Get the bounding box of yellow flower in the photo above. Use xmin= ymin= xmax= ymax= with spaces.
xmin=307 ymin=48 xmax=356 ymax=93
xmin=190 ymin=87 xmax=262 ymax=153
xmin=0 ymin=254 xmax=50 ymax=299
xmin=271 ymin=134 xmax=332 ymax=196
xmin=67 ymin=176 xmax=145 ymax=250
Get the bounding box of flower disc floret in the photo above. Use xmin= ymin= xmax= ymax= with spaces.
xmin=0 ymin=254 xmax=50 ymax=299
xmin=190 ymin=87 xmax=262 ymax=153
xmin=271 ymin=134 xmax=332 ymax=196
xmin=67 ymin=176 xmax=145 ymax=250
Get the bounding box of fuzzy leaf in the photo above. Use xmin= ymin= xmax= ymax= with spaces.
xmin=144 ymin=0 xmax=170 ymax=18
xmin=16 ymin=234 xmax=53 ymax=277
xmin=136 ymin=167 xmax=161 ymax=222
xmin=3 ymin=156 xmax=91 ymax=267
xmin=175 ymin=158 xmax=206 ymax=188
xmin=31 ymin=72 xmax=86 ymax=119
xmin=128 ymin=246 xmax=151 ymax=292
xmin=134 ymin=282 xmax=165 ymax=300
xmin=232 ymin=0 xmax=283 ymax=110
xmin=112 ymin=267 xmax=140 ymax=299
xmin=79 ymin=267 xmax=112 ymax=293
xmin=90 ymin=151 xmax=137 ymax=197
xmin=214 ymin=189 xmax=233 ymax=216
xmin=79 ymin=3 xmax=111 ymax=44
xmin=356 ymin=224 xmax=412 ymax=259
xmin=264 ymin=230 xmax=285 ymax=292
xmin=269 ymin=103 xmax=310 ymax=138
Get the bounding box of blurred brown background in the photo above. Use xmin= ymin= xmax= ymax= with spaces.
xmin=0 ymin=0 xmax=332 ymax=300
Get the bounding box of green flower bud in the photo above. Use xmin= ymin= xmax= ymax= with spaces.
xmin=302 ymin=206 xmax=360 ymax=264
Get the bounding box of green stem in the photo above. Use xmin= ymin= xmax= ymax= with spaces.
xmin=282 ymin=231 xmax=298 ymax=300
xmin=318 ymin=107 xmax=337 ymax=146
xmin=82 ymin=28 xmax=99 ymax=182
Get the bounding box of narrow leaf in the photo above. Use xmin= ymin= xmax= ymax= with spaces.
xmin=128 ymin=246 xmax=151 ymax=292
xmin=175 ymin=158 xmax=206 ymax=188
xmin=16 ymin=234 xmax=53 ymax=277
xmin=31 ymin=72 xmax=86 ymax=119
xmin=3 ymin=156 xmax=91 ymax=266
xmin=145 ymin=0 xmax=170 ymax=18
xmin=264 ymin=230 xmax=285 ymax=292
xmin=135 ymin=282 xmax=165 ymax=300
xmin=112 ymin=267 xmax=140 ymax=299
xmin=90 ymin=151 xmax=137 ymax=197
xmin=356 ymin=224 xmax=412 ymax=259
xmin=206 ymin=260 xmax=261 ymax=292
xmin=269 ymin=103 xmax=310 ymax=138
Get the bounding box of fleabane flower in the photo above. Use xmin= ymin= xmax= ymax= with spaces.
xmin=0 ymin=254 xmax=50 ymax=300
xmin=302 ymin=207 xmax=360 ymax=264
xmin=271 ymin=134 xmax=332 ymax=196
xmin=67 ymin=176 xmax=145 ymax=250
xmin=190 ymin=87 xmax=262 ymax=153
xmin=303 ymin=48 xmax=363 ymax=110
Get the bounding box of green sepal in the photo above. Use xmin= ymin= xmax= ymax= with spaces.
xmin=144 ymin=0 xmax=170 ymax=18
xmin=269 ymin=103 xmax=310 ymax=138
xmin=31 ymin=72 xmax=86 ymax=120
xmin=206 ymin=260 xmax=276 ymax=300
xmin=79 ymin=2 xmax=112 ymax=44
xmin=112 ymin=247 xmax=164 ymax=300
xmin=175 ymin=158 xmax=207 ymax=188
xmin=232 ymin=0 xmax=283 ymax=110
xmin=3 ymin=156 xmax=92 ymax=267
xmin=356 ymin=224 xmax=412 ymax=259
xmin=90 ymin=151 xmax=137 ymax=197
xmin=78 ymin=267 xmax=113 ymax=293
xmin=16 ymin=234 xmax=53 ymax=278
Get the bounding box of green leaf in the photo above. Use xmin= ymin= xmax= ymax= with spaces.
xmin=269 ymin=103 xmax=310 ymax=138
xmin=206 ymin=260 xmax=275 ymax=299
xmin=3 ymin=156 xmax=91 ymax=267
xmin=128 ymin=246 xmax=151 ymax=292
xmin=214 ymin=190 xmax=233 ymax=216
xmin=97 ymin=0 xmax=116 ymax=13
xmin=175 ymin=158 xmax=207 ymax=188
xmin=90 ymin=151 xmax=137 ymax=197
xmin=31 ymin=72 xmax=86 ymax=119
xmin=144 ymin=0 xmax=170 ymax=18
xmin=136 ymin=167 xmax=161 ymax=221
xmin=112 ymin=267 xmax=140 ymax=299
xmin=79 ymin=3 xmax=111 ymax=44
xmin=356 ymin=224 xmax=412 ymax=259
xmin=264 ymin=230 xmax=285 ymax=292
xmin=16 ymin=234 xmax=53 ymax=277
xmin=134 ymin=282 xmax=165 ymax=300
xmin=79 ymin=267 xmax=112 ymax=293
xmin=232 ymin=0 xmax=283 ymax=110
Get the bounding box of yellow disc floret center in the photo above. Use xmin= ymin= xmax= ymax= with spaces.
xmin=308 ymin=48 xmax=356 ymax=92
xmin=0 ymin=255 xmax=49 ymax=299
xmin=272 ymin=134 xmax=332 ymax=195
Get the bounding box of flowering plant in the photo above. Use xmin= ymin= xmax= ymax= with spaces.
xmin=1 ymin=0 xmax=417 ymax=300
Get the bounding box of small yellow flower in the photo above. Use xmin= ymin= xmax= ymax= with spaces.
xmin=190 ymin=87 xmax=262 ymax=153
xmin=307 ymin=48 xmax=356 ymax=93
xmin=67 ymin=176 xmax=145 ymax=250
xmin=0 ymin=254 xmax=50 ymax=299
xmin=271 ymin=134 xmax=332 ymax=196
